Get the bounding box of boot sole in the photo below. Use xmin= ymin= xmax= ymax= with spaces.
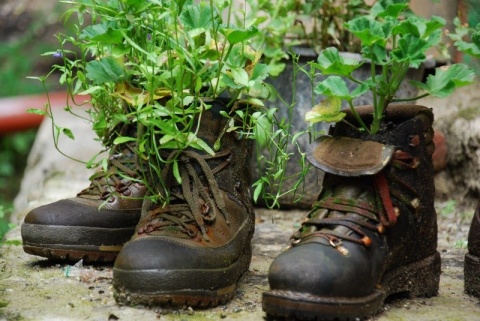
xmin=465 ymin=252 xmax=480 ymax=297
xmin=262 ymin=252 xmax=441 ymax=321
xmin=113 ymin=244 xmax=252 ymax=308
xmin=21 ymin=223 xmax=135 ymax=263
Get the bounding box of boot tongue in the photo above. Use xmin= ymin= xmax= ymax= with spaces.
xmin=309 ymin=183 xmax=375 ymax=236
xmin=295 ymin=178 xmax=379 ymax=249
xmin=307 ymin=136 xmax=395 ymax=176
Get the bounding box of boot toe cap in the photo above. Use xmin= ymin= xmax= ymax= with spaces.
xmin=268 ymin=242 xmax=382 ymax=298
xmin=23 ymin=198 xmax=140 ymax=228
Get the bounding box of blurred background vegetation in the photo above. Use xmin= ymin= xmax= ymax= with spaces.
xmin=0 ymin=0 xmax=69 ymax=240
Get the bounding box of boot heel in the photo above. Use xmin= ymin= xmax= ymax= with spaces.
xmin=384 ymin=252 xmax=441 ymax=298
xmin=465 ymin=253 xmax=480 ymax=297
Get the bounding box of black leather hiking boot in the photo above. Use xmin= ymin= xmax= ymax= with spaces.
xmin=21 ymin=124 xmax=146 ymax=263
xmin=465 ymin=202 xmax=480 ymax=297
xmin=113 ymin=99 xmax=255 ymax=308
xmin=263 ymin=105 xmax=440 ymax=320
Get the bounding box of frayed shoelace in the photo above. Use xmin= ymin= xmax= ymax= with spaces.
xmin=137 ymin=149 xmax=232 ymax=241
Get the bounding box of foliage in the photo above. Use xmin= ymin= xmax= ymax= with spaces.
xmin=252 ymin=56 xmax=312 ymax=207
xmin=306 ymin=0 xmax=476 ymax=135
xmin=29 ymin=0 xmax=303 ymax=207
xmin=240 ymin=0 xmax=372 ymax=76
xmin=449 ymin=18 xmax=480 ymax=58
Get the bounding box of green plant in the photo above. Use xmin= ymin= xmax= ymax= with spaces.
xmin=30 ymin=0 xmax=301 ymax=207
xmin=305 ymin=0 xmax=476 ymax=135
xmin=240 ymin=0 xmax=372 ymax=76
xmin=450 ymin=17 xmax=480 ymax=58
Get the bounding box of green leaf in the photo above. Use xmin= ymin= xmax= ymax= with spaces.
xmin=113 ymin=136 xmax=137 ymax=145
xmin=370 ymin=0 xmax=408 ymax=18
xmin=179 ymin=3 xmax=218 ymax=30
xmin=62 ymin=128 xmax=75 ymax=140
xmin=250 ymin=63 xmax=270 ymax=81
xmin=314 ymin=76 xmax=352 ymax=100
xmin=361 ymin=43 xmax=387 ymax=64
xmin=314 ymin=48 xmax=361 ymax=76
xmin=78 ymin=86 xmax=103 ymax=95
xmin=173 ymin=160 xmax=182 ymax=184
xmin=223 ymin=27 xmax=259 ymax=45
xmin=412 ymin=64 xmax=475 ymax=98
xmin=229 ymin=67 xmax=250 ymax=87
xmin=393 ymin=16 xmax=426 ymax=37
xmin=391 ymin=35 xmax=429 ymax=68
xmin=424 ymin=16 xmax=446 ymax=38
xmin=194 ymin=137 xmax=215 ymax=156
xmin=27 ymin=108 xmax=47 ymax=116
xmin=253 ymin=114 xmax=272 ymax=148
xmin=394 ymin=16 xmax=445 ymax=39
xmin=86 ymin=56 xmax=125 ymax=84
xmin=305 ymin=97 xmax=346 ymax=124
xmin=252 ymin=181 xmax=263 ymax=203
xmin=80 ymin=22 xmax=124 ymax=44
xmin=424 ymin=29 xmax=442 ymax=48
xmin=456 ymin=41 xmax=480 ymax=58
xmin=345 ymin=17 xmax=386 ymax=47
xmin=455 ymin=23 xmax=480 ymax=58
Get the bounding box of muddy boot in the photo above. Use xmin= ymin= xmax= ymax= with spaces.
xmin=21 ymin=124 xmax=146 ymax=263
xmin=262 ymin=105 xmax=440 ymax=320
xmin=465 ymin=202 xmax=480 ymax=297
xmin=113 ymin=99 xmax=255 ymax=307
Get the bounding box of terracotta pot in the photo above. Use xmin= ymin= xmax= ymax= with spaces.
xmin=0 ymin=92 xmax=88 ymax=134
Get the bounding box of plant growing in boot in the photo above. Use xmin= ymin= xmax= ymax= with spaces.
xmin=305 ymin=0 xmax=475 ymax=135
xmin=23 ymin=0 xmax=299 ymax=309
xmin=262 ymin=0 xmax=477 ymax=320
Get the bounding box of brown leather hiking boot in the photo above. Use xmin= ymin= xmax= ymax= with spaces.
xmin=465 ymin=202 xmax=480 ymax=297
xmin=262 ymin=105 xmax=440 ymax=320
xmin=113 ymin=100 xmax=255 ymax=307
xmin=21 ymin=125 xmax=146 ymax=263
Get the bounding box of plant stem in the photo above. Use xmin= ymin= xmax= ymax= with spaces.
xmin=348 ymin=100 xmax=370 ymax=134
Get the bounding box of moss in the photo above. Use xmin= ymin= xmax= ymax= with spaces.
xmin=457 ymin=106 xmax=480 ymax=121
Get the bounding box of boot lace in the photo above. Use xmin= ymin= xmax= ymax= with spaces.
xmin=77 ymin=143 xmax=141 ymax=201
xmin=137 ymin=149 xmax=232 ymax=241
xmin=292 ymin=148 xmax=421 ymax=254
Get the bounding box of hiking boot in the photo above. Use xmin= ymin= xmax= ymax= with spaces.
xmin=262 ymin=105 xmax=440 ymax=320
xmin=21 ymin=124 xmax=146 ymax=263
xmin=113 ymin=99 xmax=255 ymax=307
xmin=465 ymin=202 xmax=480 ymax=297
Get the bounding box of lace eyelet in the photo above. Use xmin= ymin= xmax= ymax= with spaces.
xmin=100 ymin=192 xmax=110 ymax=200
xmin=291 ymin=237 xmax=301 ymax=245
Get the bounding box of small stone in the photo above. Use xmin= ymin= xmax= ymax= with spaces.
xmin=108 ymin=313 xmax=119 ymax=321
